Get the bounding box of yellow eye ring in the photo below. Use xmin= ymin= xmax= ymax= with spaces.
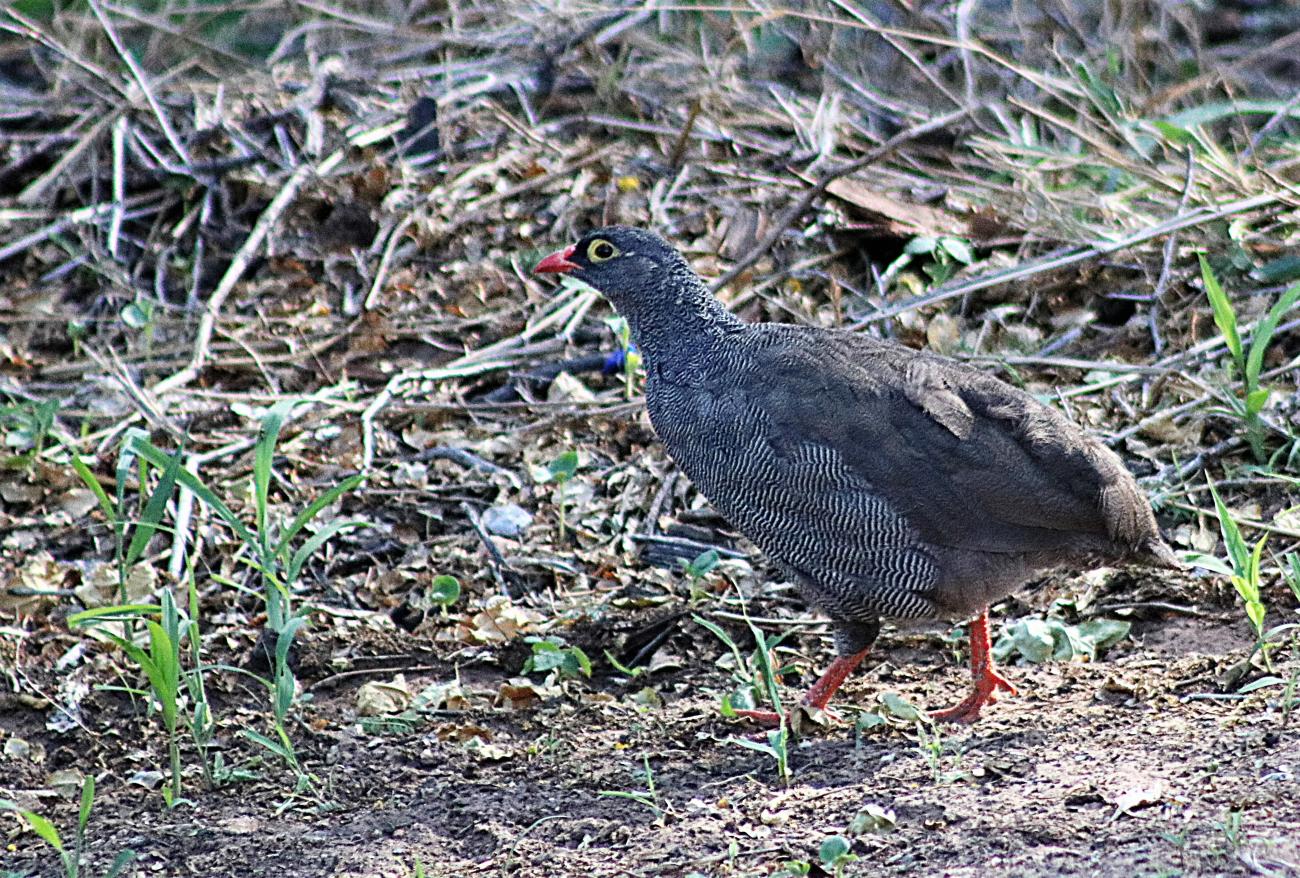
xmin=588 ymin=239 xmax=619 ymax=262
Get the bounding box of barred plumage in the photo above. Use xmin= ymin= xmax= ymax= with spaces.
xmin=535 ymin=227 xmax=1176 ymax=725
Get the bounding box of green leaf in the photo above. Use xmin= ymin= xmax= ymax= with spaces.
xmin=105 ymin=848 xmax=138 ymax=878
xmin=120 ymin=301 xmax=153 ymax=330
xmin=125 ymin=441 xmax=185 ymax=568
xmin=68 ymin=452 xmax=117 ymax=524
xmin=1199 ymin=254 xmax=1242 ymax=371
xmin=77 ymin=774 xmax=95 ymax=833
xmin=286 ymin=518 xmax=362 ymax=585
xmin=819 ymin=834 xmax=852 ymax=866
xmin=1075 ymin=62 xmax=1123 ymax=115
xmin=1075 ymin=619 xmax=1132 ymax=655
xmin=115 ymin=427 xmax=149 ymax=527
xmin=1150 ymin=120 xmax=1195 ymax=146
xmin=68 ymin=604 xmax=163 ymax=626
xmin=547 ymin=450 xmax=579 ymax=482
xmin=129 ymin=437 xmax=259 ymax=551
xmin=855 ymin=712 xmax=887 ymax=732
xmin=275 ymin=617 xmax=308 ymax=668
xmin=564 ymin=645 xmax=592 ymax=678
xmin=1208 ymin=477 xmax=1250 ymax=575
xmin=683 ymin=549 xmax=720 ymax=580
xmin=254 ymin=399 xmax=299 ymax=541
xmin=939 ymin=237 xmax=974 ymax=265
xmin=1245 ymin=282 xmax=1300 ymax=391
xmin=143 ymin=621 xmax=179 ymax=729
xmin=429 ymin=575 xmax=461 ymax=607
xmin=1008 ymin=618 xmax=1056 ymax=663
xmin=238 ymin=728 xmax=293 ymax=761
xmin=523 ymin=640 xmax=563 ymax=673
xmin=1252 ymin=256 xmax=1300 ymax=285
xmin=1244 ymin=387 xmax=1270 ymax=416
xmin=879 ymin=692 xmax=922 ymax=721
xmin=1164 ymin=99 xmax=1300 ymax=129
xmin=0 ymin=801 xmax=64 ymax=851
xmin=730 ymin=735 xmax=778 ymax=758
xmin=1239 ymin=676 xmax=1286 ymax=694
xmin=904 ymin=236 xmax=937 ymax=256
xmin=1183 ymin=552 xmax=1236 ymax=576
xmin=273 ymin=473 xmax=365 ymax=560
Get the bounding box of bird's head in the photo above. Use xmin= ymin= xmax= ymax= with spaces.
xmin=533 ymin=226 xmax=690 ymax=309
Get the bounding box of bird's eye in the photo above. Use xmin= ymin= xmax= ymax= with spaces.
xmin=587 ymin=239 xmax=619 ymax=262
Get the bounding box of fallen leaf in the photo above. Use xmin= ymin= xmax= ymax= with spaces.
xmin=824 ymin=179 xmax=971 ymax=239
xmin=1110 ymin=780 xmax=1164 ymax=818
xmin=356 ymin=676 xmax=413 ymax=716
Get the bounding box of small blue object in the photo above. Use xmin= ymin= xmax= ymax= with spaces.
xmin=603 ymin=345 xmax=637 ymax=374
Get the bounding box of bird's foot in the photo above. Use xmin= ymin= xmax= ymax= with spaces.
xmin=732 ymin=703 xmax=842 ymax=735
xmin=930 ymin=664 xmax=1017 ymax=724
xmin=731 ymin=707 xmax=782 ymax=728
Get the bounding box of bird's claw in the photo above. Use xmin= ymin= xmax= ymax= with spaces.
xmin=931 ymin=664 xmax=1017 ymax=724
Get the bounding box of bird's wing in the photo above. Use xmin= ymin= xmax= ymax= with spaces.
xmin=742 ymin=331 xmax=1133 ymax=555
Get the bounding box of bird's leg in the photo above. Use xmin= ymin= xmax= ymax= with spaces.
xmin=733 ymin=647 xmax=871 ymax=729
xmin=931 ymin=608 xmax=1018 ymax=724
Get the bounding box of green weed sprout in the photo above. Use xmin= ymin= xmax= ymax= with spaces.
xmin=70 ymin=590 xmax=190 ymax=805
xmin=1 ymin=776 xmax=135 ymax=878
xmin=681 ymin=548 xmax=720 ymax=603
xmin=819 ymin=835 xmax=858 ymax=877
xmin=72 ymin=400 xmax=364 ymax=785
xmin=1199 ymin=256 xmax=1300 ymax=463
xmin=1 ymin=395 xmax=59 ymax=463
xmin=542 ymin=450 xmax=580 ymax=540
xmin=695 ymin=612 xmax=793 ymax=782
xmin=428 ymin=574 xmax=460 ymax=616
xmin=599 ymin=754 xmax=665 ymax=823
xmin=68 ymin=428 xmax=184 ymax=614
xmin=1208 ymin=477 xmax=1270 ymax=667
xmin=523 ymin=636 xmax=592 ymax=682
xmin=883 ymin=235 xmax=974 ymax=288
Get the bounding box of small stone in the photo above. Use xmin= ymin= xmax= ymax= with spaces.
xmin=481 ymin=503 xmax=533 ymax=537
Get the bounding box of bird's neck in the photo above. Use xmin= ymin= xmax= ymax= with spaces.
xmin=625 ymin=284 xmax=744 ymax=372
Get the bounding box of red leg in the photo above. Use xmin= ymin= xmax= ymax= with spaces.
xmin=931 ymin=608 xmax=1018 ymax=724
xmin=734 ymin=647 xmax=871 ymax=728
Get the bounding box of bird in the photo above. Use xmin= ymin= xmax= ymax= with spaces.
xmin=534 ymin=226 xmax=1177 ymax=726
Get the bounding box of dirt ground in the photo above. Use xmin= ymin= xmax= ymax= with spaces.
xmin=3 ymin=2 xmax=1300 ymax=877
xmin=5 ymin=554 xmax=1299 ymax=877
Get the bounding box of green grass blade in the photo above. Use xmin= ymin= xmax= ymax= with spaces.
xmin=105 ymin=849 xmax=138 ymax=878
xmin=77 ymin=775 xmax=94 ymax=832
xmin=273 ymin=473 xmax=365 ymax=560
xmin=693 ymin=614 xmax=746 ymax=670
xmin=1245 ymin=282 xmax=1300 ymax=390
xmin=254 ymin=399 xmax=298 ymax=541
xmin=129 ymin=437 xmax=259 ymax=550
xmin=68 ymin=452 xmax=117 ymax=524
xmin=12 ymin=806 xmax=64 ymax=850
xmin=238 ymin=728 xmax=292 ymax=761
xmin=115 ymin=427 xmax=149 ymax=521
xmin=68 ymin=604 xmax=163 ymax=626
xmin=125 ymin=442 xmax=185 ymax=568
xmin=1199 ymin=254 xmax=1243 ymax=372
xmin=1207 ymin=476 xmax=1249 ymax=574
xmin=286 ymin=519 xmax=362 ymax=585
xmin=145 ymin=621 xmax=180 ymax=729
